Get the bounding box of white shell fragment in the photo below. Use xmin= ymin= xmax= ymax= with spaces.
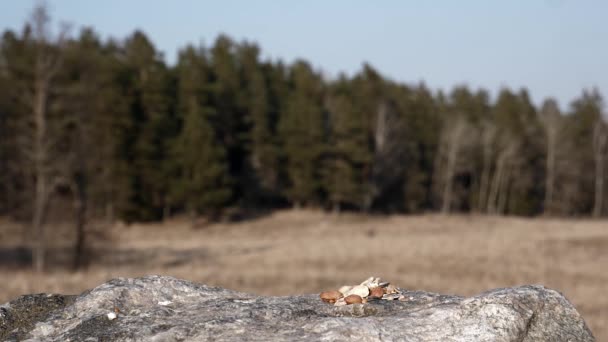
xmin=344 ymin=285 xmax=369 ymax=298
xmin=107 ymin=312 xmax=117 ymax=320
xmin=338 ymin=286 xmax=353 ymax=296
xmin=158 ymin=300 xmax=172 ymax=306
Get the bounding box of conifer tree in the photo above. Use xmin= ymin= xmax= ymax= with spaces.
xmin=279 ymin=61 xmax=325 ymax=207
xmin=323 ymin=78 xmax=370 ymax=211
xmin=238 ymin=43 xmax=280 ymax=201
xmin=209 ymin=35 xmax=245 ymax=203
xmin=400 ymin=84 xmax=441 ymax=212
xmin=0 ymin=53 xmax=11 ymax=214
xmin=122 ymin=31 xmax=174 ymax=221
xmin=61 ymin=29 xmax=132 ymax=223
xmin=172 ymin=45 xmax=231 ymax=219
xmin=263 ymin=61 xmax=290 ymax=199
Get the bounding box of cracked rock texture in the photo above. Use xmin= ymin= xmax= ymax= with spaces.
xmin=0 ymin=275 xmax=594 ymax=341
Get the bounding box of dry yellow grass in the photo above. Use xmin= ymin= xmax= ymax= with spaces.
xmin=0 ymin=210 xmax=606 ymax=339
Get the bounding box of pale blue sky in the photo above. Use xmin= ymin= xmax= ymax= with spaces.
xmin=1 ymin=1 xmax=607 ymax=108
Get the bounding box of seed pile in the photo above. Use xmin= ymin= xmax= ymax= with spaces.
xmin=319 ymin=277 xmax=405 ymax=306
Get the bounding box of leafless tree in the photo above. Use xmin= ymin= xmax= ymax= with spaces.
xmin=486 ymin=132 xmax=520 ymax=215
xmin=538 ymin=99 xmax=562 ymax=215
xmin=592 ymin=117 xmax=608 ymax=217
xmin=476 ymin=120 xmax=497 ymax=212
xmin=25 ymin=3 xmax=69 ymax=272
xmin=365 ymin=100 xmax=407 ymax=211
xmin=435 ymin=115 xmax=472 ymax=214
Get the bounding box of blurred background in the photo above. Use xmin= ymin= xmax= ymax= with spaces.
xmin=0 ymin=0 xmax=606 ymax=339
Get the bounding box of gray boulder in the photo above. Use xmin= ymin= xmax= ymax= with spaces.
xmin=0 ymin=275 xmax=594 ymax=341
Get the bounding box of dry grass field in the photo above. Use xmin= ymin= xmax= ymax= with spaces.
xmin=1 ymin=210 xmax=606 ymax=339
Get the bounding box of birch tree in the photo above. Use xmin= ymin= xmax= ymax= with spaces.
xmin=538 ymin=98 xmax=562 ymax=215
xmin=435 ymin=115 xmax=472 ymax=213
xmin=476 ymin=120 xmax=496 ymax=212
xmin=593 ymin=117 xmax=608 ymax=217
xmin=486 ymin=133 xmax=520 ymax=215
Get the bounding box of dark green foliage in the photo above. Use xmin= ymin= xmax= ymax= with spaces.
xmin=121 ymin=31 xmax=175 ymax=221
xmin=0 ymin=57 xmax=11 ymax=214
xmin=59 ymin=28 xmax=132 ymax=221
xmin=0 ymin=30 xmax=33 ymax=217
xmin=400 ymin=84 xmax=442 ymax=212
xmin=0 ymin=19 xmax=606 ymax=221
xmin=238 ymin=43 xmax=281 ymax=203
xmin=279 ymin=61 xmax=326 ymax=207
xmin=171 ymin=45 xmax=231 ymax=216
xmin=323 ymin=77 xmax=371 ymax=210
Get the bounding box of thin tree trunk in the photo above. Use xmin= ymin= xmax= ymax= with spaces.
xmin=488 ymin=156 xmax=505 ymax=214
xmin=440 ymin=119 xmax=467 ymax=214
xmin=32 ymin=71 xmax=50 ymax=273
xmin=497 ymin=164 xmax=511 ymax=214
xmin=33 ymin=177 xmax=49 ymax=272
xmin=72 ymin=180 xmax=87 ymax=270
xmin=27 ymin=4 xmax=67 ymax=272
xmin=374 ymin=103 xmax=388 ymax=152
xmin=544 ymin=129 xmax=556 ymax=215
xmin=163 ymin=203 xmax=171 ymax=222
xmin=477 ymin=143 xmax=492 ymax=213
xmin=441 ymin=142 xmax=457 ymax=214
xmin=594 ymin=156 xmax=604 ymax=217
xmin=593 ymin=124 xmax=607 ymax=217
xmin=477 ymin=124 xmax=495 ymax=213
xmin=105 ymin=201 xmax=115 ymax=224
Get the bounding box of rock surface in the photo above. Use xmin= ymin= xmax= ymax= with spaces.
xmin=0 ymin=275 xmax=595 ymax=341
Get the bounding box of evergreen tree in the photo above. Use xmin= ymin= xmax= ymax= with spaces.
xmin=400 ymin=84 xmax=441 ymax=212
xmin=209 ymin=35 xmax=246 ymax=204
xmin=351 ymin=64 xmax=393 ymax=210
xmin=323 ymin=77 xmax=370 ymax=211
xmin=61 ymin=28 xmax=132 ymax=222
xmin=122 ymin=31 xmax=174 ymax=221
xmin=172 ymin=45 xmax=231 ymax=218
xmin=237 ymin=43 xmax=280 ymax=202
xmin=0 ymin=43 xmax=11 ymax=214
xmin=263 ymin=61 xmax=290 ymax=200
xmin=3 ymin=18 xmax=608 ymax=223
xmin=279 ymin=61 xmax=326 ymax=207
xmin=0 ymin=29 xmax=33 ymax=219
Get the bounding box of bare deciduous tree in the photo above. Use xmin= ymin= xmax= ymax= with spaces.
xmin=366 ymin=100 xmax=407 ymax=211
xmin=435 ymin=115 xmax=472 ymax=214
xmin=592 ymin=117 xmax=608 ymax=217
xmin=26 ymin=3 xmax=69 ymax=272
xmin=486 ymin=133 xmax=520 ymax=215
xmin=476 ymin=120 xmax=496 ymax=212
xmin=538 ymin=99 xmax=562 ymax=215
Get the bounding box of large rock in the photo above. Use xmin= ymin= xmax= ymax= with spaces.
xmin=0 ymin=275 xmax=594 ymax=341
